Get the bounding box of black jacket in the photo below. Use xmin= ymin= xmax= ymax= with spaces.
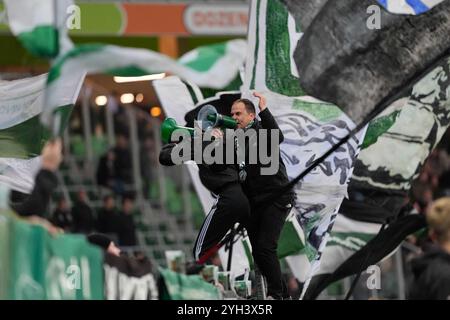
xmin=71 ymin=201 xmax=95 ymax=234
xmin=117 ymin=213 xmax=137 ymax=246
xmin=96 ymin=208 xmax=120 ymax=234
xmin=241 ymin=108 xmax=293 ymax=205
xmin=408 ymin=246 xmax=450 ymax=300
xmin=10 ymin=169 xmax=58 ymax=217
xmin=96 ymin=153 xmax=116 ymax=187
xmin=159 ymin=141 xmax=238 ymax=194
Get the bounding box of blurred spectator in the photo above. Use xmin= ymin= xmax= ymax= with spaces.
xmin=96 ymin=194 xmax=120 ymax=236
xmin=97 ymin=149 xmax=120 ymax=192
xmin=113 ymin=134 xmax=133 ymax=187
xmin=107 ymin=91 xmax=120 ymax=115
xmin=50 ymin=197 xmax=72 ymax=231
xmin=71 ymin=190 xmax=95 ymax=234
xmin=113 ymin=94 xmax=129 ymax=137
xmin=92 ymin=124 xmax=108 ymax=157
xmin=136 ymin=108 xmax=150 ymax=139
xmin=117 ymin=196 xmax=138 ymax=247
xmin=140 ymin=136 xmax=155 ymax=198
xmin=408 ymin=197 xmax=450 ymax=299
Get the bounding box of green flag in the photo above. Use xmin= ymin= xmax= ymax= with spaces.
xmin=5 ymin=215 xmax=104 ymax=300
xmin=4 ymin=0 xmax=74 ymax=58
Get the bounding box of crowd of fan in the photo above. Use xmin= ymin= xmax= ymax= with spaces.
xmin=50 ymin=192 xmax=138 ymax=248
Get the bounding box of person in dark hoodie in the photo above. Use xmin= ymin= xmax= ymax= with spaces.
xmin=159 ymin=123 xmax=250 ymax=264
xmin=409 ymin=197 xmax=450 ymax=300
xmin=50 ymin=196 xmax=72 ymax=231
xmin=71 ymin=190 xmax=95 ymax=234
xmin=117 ymin=196 xmax=138 ymax=247
xmin=96 ymin=194 xmax=120 ymax=235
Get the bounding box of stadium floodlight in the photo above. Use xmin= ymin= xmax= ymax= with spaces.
xmin=120 ymin=93 xmax=134 ymax=104
xmin=135 ymin=93 xmax=144 ymax=103
xmin=95 ymin=95 xmax=108 ymax=106
xmin=150 ymin=106 xmax=162 ymax=118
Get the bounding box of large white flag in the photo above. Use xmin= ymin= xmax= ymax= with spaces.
xmin=0 ymin=74 xmax=82 ymax=193
xmin=296 ymin=54 xmax=450 ymax=298
xmin=243 ymin=0 xmax=367 ymax=297
xmin=42 ymin=40 xmax=247 ymax=131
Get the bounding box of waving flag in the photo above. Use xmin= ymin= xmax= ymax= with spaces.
xmin=4 ymin=0 xmax=74 ymax=58
xmin=377 ymin=0 xmax=445 ymax=14
xmin=287 ymin=0 xmax=450 ymax=123
xmin=240 ymin=0 xmax=367 ymax=297
xmin=352 ymin=56 xmax=450 ymax=195
xmin=42 ymin=40 xmax=247 ymax=131
xmin=4 ymin=0 xmax=246 ymax=131
xmin=297 ymin=54 xmax=450 ymax=300
xmin=286 ymin=214 xmax=382 ymax=285
xmin=248 ymin=0 xmax=449 ymax=298
xmin=177 ymin=40 xmax=246 ymax=93
xmin=4 ymin=0 xmax=247 ymax=192
xmin=0 ymin=74 xmax=82 ymax=193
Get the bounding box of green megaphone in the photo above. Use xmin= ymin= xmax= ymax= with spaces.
xmin=197 ymin=105 xmax=237 ymax=131
xmin=160 ymin=118 xmax=195 ymax=144
xmin=161 ymin=105 xmax=237 ymax=144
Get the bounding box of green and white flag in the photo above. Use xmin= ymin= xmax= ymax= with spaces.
xmin=286 ymin=214 xmax=382 ymax=284
xmin=292 ymin=56 xmax=450 ymax=296
xmin=42 ymin=40 xmax=247 ymax=129
xmin=352 ymin=56 xmax=450 ymax=193
xmin=2 ymin=214 xmax=104 ymax=300
xmin=177 ymin=40 xmax=246 ymax=91
xmin=4 ymin=0 xmax=74 ymax=59
xmin=159 ymin=268 xmax=221 ymax=300
xmin=0 ymin=74 xmax=82 ymax=193
xmin=243 ymin=0 xmax=366 ymax=297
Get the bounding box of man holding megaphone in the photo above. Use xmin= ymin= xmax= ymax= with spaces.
xmin=159 ymin=105 xmax=251 ymax=266
xmin=159 ymin=92 xmax=294 ymax=299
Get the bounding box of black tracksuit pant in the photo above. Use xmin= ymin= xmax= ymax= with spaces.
xmin=193 ymin=183 xmax=250 ymax=263
xmin=245 ymin=195 xmax=293 ymax=299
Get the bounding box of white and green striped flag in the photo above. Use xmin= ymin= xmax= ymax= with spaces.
xmin=177 ymin=40 xmax=246 ymax=90
xmin=0 ymin=74 xmax=82 ymax=193
xmin=4 ymin=0 xmax=74 ymax=59
xmin=243 ymin=0 xmax=367 ymax=297
xmin=42 ymin=40 xmax=247 ymax=129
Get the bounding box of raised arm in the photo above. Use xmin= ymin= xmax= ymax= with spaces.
xmin=253 ymin=92 xmax=284 ymax=143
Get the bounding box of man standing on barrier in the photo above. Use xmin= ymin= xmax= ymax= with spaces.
xmin=230 ymin=92 xmax=295 ymax=300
